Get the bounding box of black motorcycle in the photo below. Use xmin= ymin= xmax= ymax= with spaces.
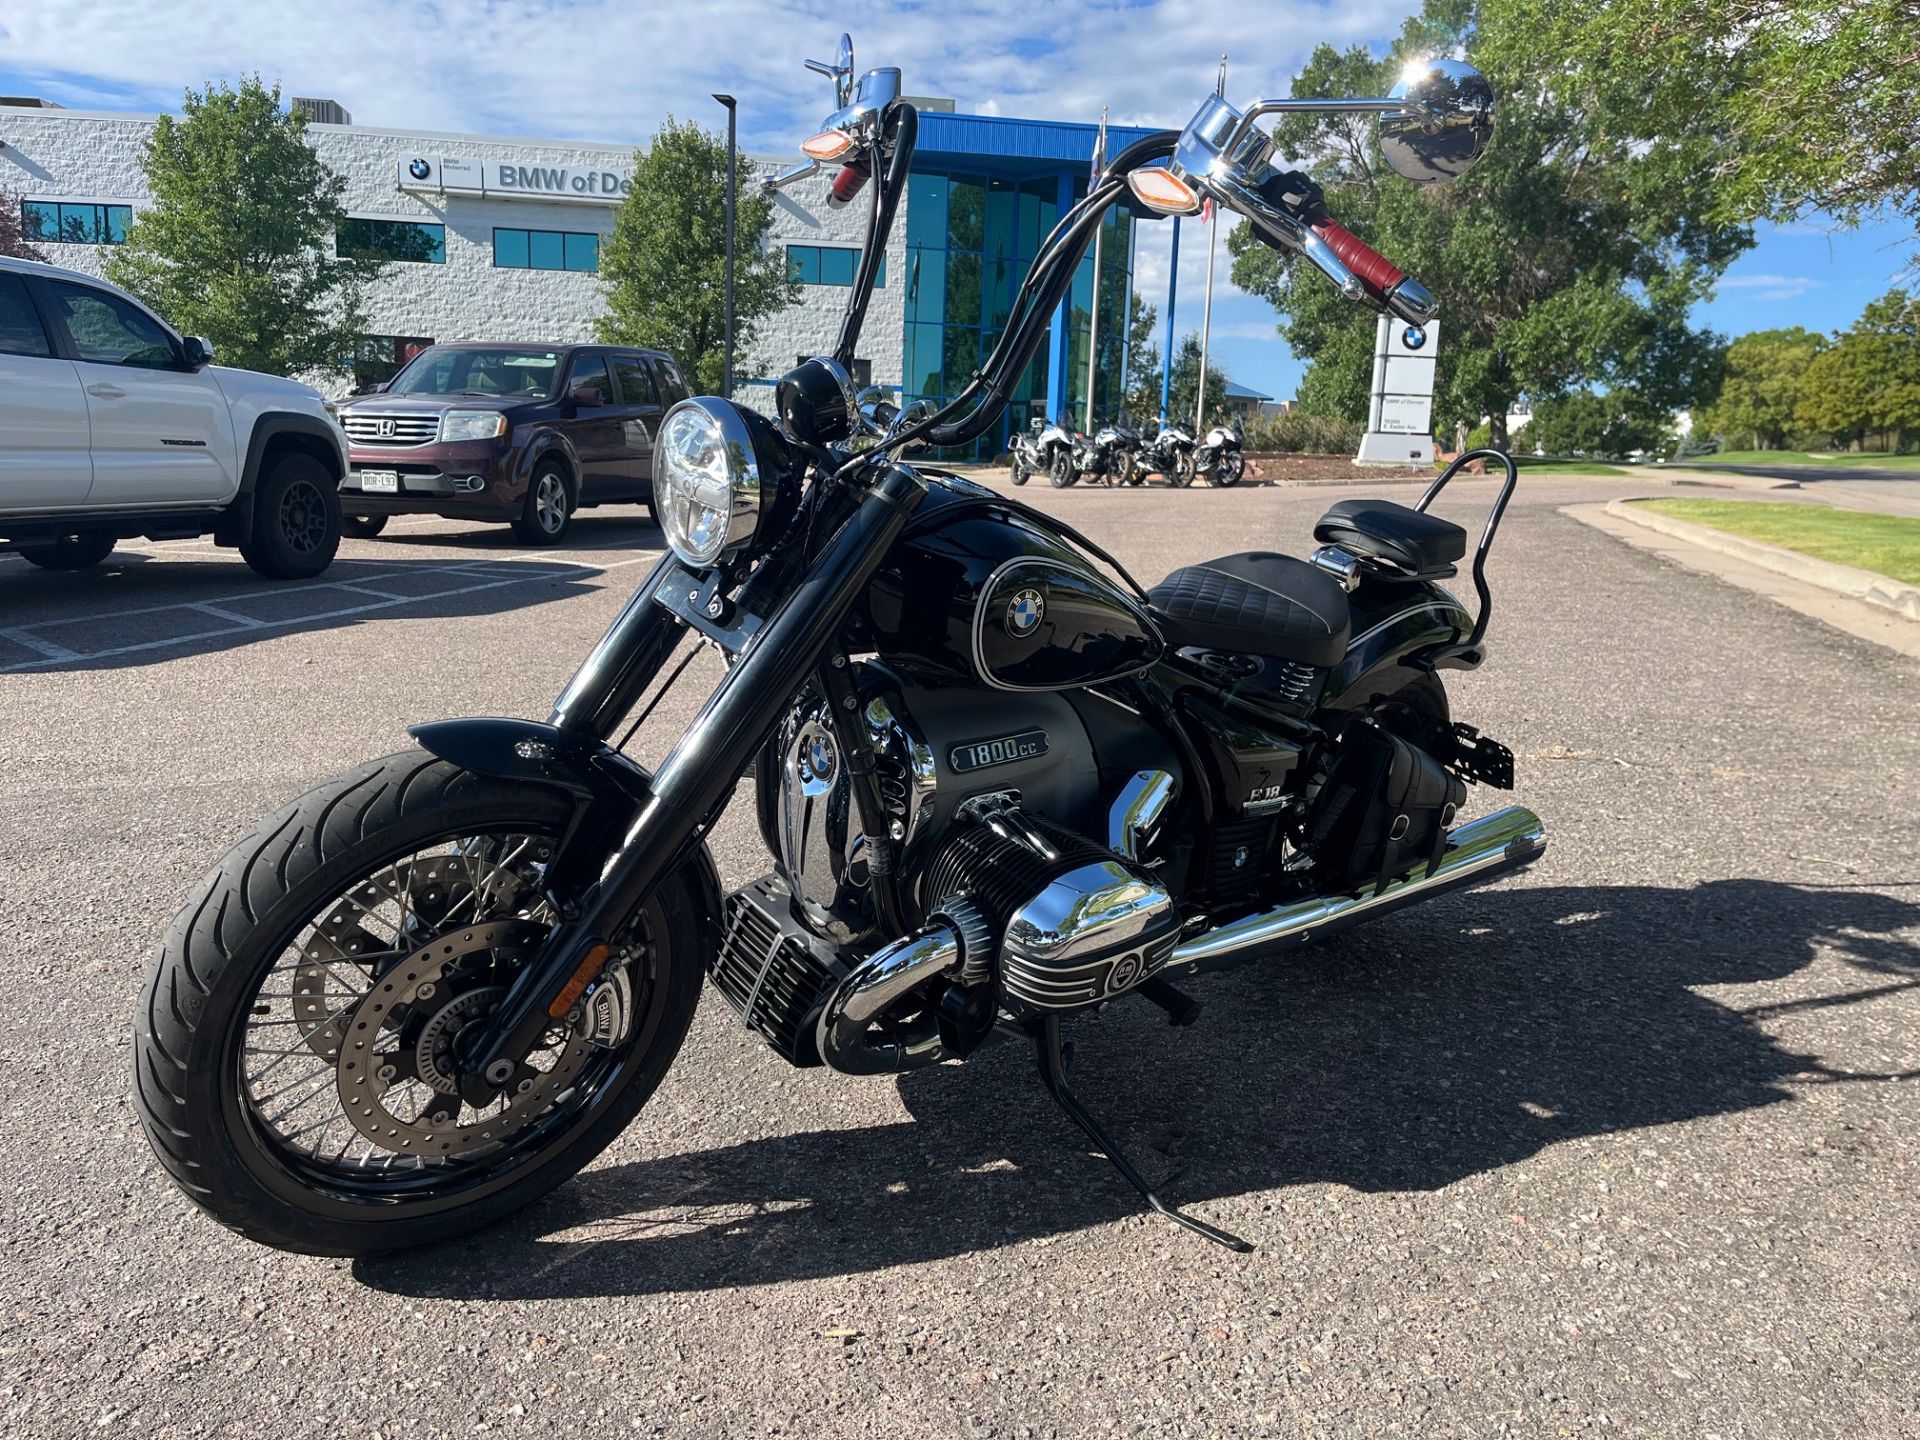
xmin=1195 ymin=417 xmax=1246 ymax=486
xmin=1071 ymin=421 xmax=1143 ymax=486
xmin=135 ymin=39 xmax=1515 ymax=1257
xmin=1144 ymin=418 xmax=1199 ymax=487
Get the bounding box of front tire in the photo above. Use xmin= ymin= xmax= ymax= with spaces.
xmin=1049 ymin=448 xmax=1076 ymax=487
xmin=1166 ymin=450 xmax=1195 ymax=488
xmin=513 ymin=463 xmax=573 ymax=544
xmin=241 ymin=452 xmax=342 ymax=579
xmin=1216 ymin=451 xmax=1245 ymax=486
xmin=133 ymin=752 xmax=704 ymax=1256
xmin=19 ymin=532 xmax=115 ymax=570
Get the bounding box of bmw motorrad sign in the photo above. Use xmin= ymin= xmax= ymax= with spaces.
xmin=398 ymin=155 xmax=633 ymax=205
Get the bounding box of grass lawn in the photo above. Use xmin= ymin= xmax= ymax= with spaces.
xmin=1683 ymin=449 xmax=1920 ymax=471
xmin=1633 ymin=498 xmax=1920 ymax=586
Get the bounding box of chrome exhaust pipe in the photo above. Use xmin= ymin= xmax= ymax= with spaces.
xmin=1169 ymin=805 xmax=1547 ymax=973
xmin=816 ymin=923 xmax=962 ymax=1074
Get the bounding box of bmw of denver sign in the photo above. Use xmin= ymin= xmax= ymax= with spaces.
xmin=396 ymin=156 xmax=633 ymax=205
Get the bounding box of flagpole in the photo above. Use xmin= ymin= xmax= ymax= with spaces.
xmin=1194 ymin=56 xmax=1226 ymax=432
xmin=1083 ymin=106 xmax=1108 ymax=434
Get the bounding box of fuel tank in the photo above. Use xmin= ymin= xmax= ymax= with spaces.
xmin=862 ymin=474 xmax=1163 ymax=691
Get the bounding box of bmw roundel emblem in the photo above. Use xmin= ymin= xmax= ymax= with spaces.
xmin=408 ymin=158 xmax=432 ymax=181
xmin=1402 ymin=325 xmax=1427 ymax=350
xmin=1007 ymin=587 xmax=1045 ymax=636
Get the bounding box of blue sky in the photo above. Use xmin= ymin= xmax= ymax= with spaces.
xmin=1 ymin=0 xmax=1909 ymax=404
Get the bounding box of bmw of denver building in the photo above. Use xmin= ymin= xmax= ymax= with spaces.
xmin=0 ymin=95 xmax=1152 ymax=457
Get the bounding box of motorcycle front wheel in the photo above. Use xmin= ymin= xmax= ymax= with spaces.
xmin=1167 ymin=451 xmax=1196 ymax=488
xmin=1213 ymin=452 xmax=1244 ymax=487
xmin=1050 ymin=449 xmax=1077 ymax=487
xmin=133 ymin=751 xmax=703 ymax=1256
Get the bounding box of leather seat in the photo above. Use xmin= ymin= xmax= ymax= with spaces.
xmin=1314 ymin=499 xmax=1467 ymax=576
xmin=1148 ymin=551 xmax=1351 ymax=667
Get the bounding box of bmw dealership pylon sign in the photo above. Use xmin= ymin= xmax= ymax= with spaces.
xmin=398 ymin=155 xmax=633 ymax=204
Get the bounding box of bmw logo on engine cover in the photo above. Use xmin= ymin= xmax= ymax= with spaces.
xmin=408 ymin=158 xmax=433 ymax=181
xmin=1007 ymin=587 xmax=1045 ymax=636
xmin=1402 ymin=324 xmax=1427 ymax=350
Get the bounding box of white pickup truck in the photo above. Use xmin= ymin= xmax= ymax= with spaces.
xmin=0 ymin=256 xmax=349 ymax=578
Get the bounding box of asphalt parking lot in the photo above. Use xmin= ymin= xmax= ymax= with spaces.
xmin=3 ymin=475 xmax=1917 ymax=1439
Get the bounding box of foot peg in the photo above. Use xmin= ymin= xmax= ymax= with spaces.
xmin=1136 ymin=976 xmax=1203 ymax=1026
xmin=1029 ymin=1016 xmax=1253 ymax=1252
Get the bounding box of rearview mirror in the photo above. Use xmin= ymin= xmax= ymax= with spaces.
xmin=181 ymin=336 xmax=214 ymax=370
xmin=1379 ymin=58 xmax=1494 ymax=185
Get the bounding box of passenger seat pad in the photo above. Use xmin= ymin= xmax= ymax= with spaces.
xmin=1148 ymin=551 xmax=1351 ymax=668
xmin=1313 ymin=498 xmax=1467 ymax=575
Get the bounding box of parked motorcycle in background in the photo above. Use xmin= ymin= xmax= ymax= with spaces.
xmin=1072 ymin=421 xmax=1143 ymax=486
xmin=1025 ymin=414 xmax=1079 ymax=486
xmin=135 ymin=35 xmax=1515 ymax=1259
xmin=1008 ymin=417 xmax=1047 ymax=487
xmin=1196 ymin=417 xmax=1246 ymax=487
xmin=1144 ymin=419 xmax=1198 ymax=487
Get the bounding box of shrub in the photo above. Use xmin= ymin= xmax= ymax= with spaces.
xmin=1243 ymin=410 xmax=1364 ymax=454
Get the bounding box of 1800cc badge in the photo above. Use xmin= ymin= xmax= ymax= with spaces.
xmin=949 ymin=728 xmax=1049 ymax=773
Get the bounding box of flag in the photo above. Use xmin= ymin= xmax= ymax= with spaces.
xmin=1090 ymin=107 xmax=1108 ymax=184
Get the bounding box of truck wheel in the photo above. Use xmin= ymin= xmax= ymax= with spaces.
xmin=241 ymin=453 xmax=341 ymax=579
xmin=341 ymin=515 xmax=388 ymax=540
xmin=512 ymin=463 xmax=573 ymax=544
xmin=19 ymin=533 xmax=116 ymax=571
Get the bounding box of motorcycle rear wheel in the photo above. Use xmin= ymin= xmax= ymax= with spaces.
xmin=1010 ymin=455 xmax=1030 ymax=486
xmin=133 ymin=751 xmax=703 ymax=1256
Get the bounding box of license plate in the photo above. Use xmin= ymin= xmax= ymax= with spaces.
xmin=357 ymin=470 xmax=399 ymax=493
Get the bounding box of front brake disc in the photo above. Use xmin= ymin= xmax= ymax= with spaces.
xmin=333 ymin=920 xmax=592 ymax=1158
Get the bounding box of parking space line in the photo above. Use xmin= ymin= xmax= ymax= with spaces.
xmin=0 ymin=549 xmax=664 ymax=673
xmin=0 ymin=626 xmax=83 ymax=661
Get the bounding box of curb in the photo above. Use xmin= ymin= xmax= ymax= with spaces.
xmin=1606 ymin=498 xmax=1920 ymax=621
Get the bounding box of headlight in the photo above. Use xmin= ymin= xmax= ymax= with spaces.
xmin=440 ymin=410 xmax=508 ymax=443
xmin=653 ymin=398 xmax=768 ymax=568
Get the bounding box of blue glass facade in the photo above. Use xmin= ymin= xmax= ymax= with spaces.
xmin=901 ymin=112 xmax=1156 ymax=458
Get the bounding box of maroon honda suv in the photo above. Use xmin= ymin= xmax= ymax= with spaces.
xmin=336 ymin=343 xmax=690 ymax=543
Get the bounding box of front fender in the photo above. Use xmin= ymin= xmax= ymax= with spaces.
xmin=409 ymin=716 xmax=724 ymax=929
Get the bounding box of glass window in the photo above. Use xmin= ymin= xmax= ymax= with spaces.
xmin=567 ymin=354 xmax=612 ymax=403
xmin=390 ymin=346 xmax=561 ymax=398
xmin=947 ymin=176 xmax=985 ymax=252
xmin=787 ymin=246 xmax=820 ymax=284
xmin=493 ymin=229 xmax=530 ymax=268
xmin=22 ymin=200 xmax=134 ymax=246
xmin=653 ymin=357 xmax=689 ymax=402
xmin=0 ymin=273 xmax=50 ymax=357
xmin=905 ymin=173 xmax=948 ymax=250
xmin=46 ymin=280 xmax=177 ymax=368
xmin=494 ymin=228 xmax=599 ymax=272
xmin=337 ymin=217 xmax=445 ymax=263
xmin=352 ymin=334 xmax=434 ymax=390
xmin=611 ymin=355 xmax=658 ymax=406
xmin=818 ymin=246 xmax=855 ymax=286
xmin=944 ymin=252 xmax=981 ymax=327
xmin=527 ymin=230 xmax=564 ymax=270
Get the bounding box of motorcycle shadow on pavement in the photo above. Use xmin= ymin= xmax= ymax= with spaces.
xmin=357 ymin=877 xmax=1920 ymax=1298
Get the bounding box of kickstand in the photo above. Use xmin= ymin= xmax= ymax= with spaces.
xmin=1029 ymin=1016 xmax=1254 ymax=1253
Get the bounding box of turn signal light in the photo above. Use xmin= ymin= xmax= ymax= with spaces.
xmin=1128 ymin=168 xmax=1203 ymax=216
xmin=801 ymin=129 xmax=856 ymax=162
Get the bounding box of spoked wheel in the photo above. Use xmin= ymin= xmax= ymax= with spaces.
xmin=134 ymin=752 xmax=702 ymax=1256
xmin=1049 ymin=448 xmax=1077 ymax=487
xmin=1166 ymin=451 xmax=1196 ymax=488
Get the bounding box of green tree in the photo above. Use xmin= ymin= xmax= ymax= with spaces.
xmin=1121 ymin=292 xmax=1161 ymax=423
xmin=1228 ymin=0 xmax=1743 ymax=446
xmin=1796 ymin=290 xmax=1920 ymax=451
xmin=106 ymin=77 xmax=375 ymax=374
xmin=1528 ymin=390 xmax=1673 ymax=458
xmin=1694 ymin=327 xmax=1828 ymax=450
xmin=1167 ymin=332 xmax=1229 ymax=428
xmin=597 ymin=117 xmax=798 ymax=395
xmin=1522 ymin=1 xmax=1920 ymax=242
xmin=0 ymin=185 xmax=46 ymax=261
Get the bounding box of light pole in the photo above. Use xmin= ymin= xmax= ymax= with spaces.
xmin=712 ymin=93 xmax=737 ymax=399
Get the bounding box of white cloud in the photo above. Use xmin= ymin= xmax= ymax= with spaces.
xmin=1716 ymin=273 xmax=1819 ymax=302
xmin=0 ymin=1 xmax=1420 ymax=150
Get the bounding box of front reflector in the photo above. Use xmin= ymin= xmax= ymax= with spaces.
xmin=1128 ymin=168 xmax=1203 ymax=216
